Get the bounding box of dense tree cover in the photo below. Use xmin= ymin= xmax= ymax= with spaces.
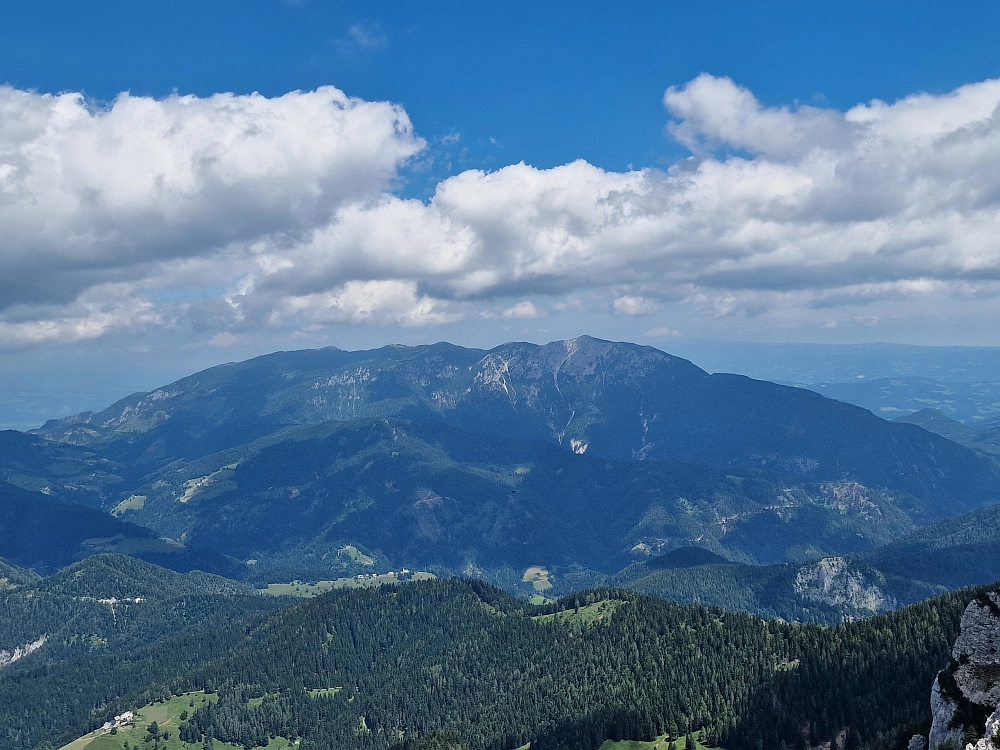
xmin=32 ymin=555 xmax=252 ymax=600
xmin=0 ymin=484 xmax=243 ymax=577
xmin=0 ymin=555 xmax=41 ymax=588
xmin=728 ymin=591 xmax=971 ymax=750
xmin=0 ymin=555 xmax=282 ymax=659
xmin=0 ymin=576 xmax=986 ymax=750
xmin=865 ymin=505 xmax=1000 ymax=589
xmin=171 ymin=582 xmax=788 ymax=750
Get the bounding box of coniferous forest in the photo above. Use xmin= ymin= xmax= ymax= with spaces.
xmin=0 ymin=568 xmax=982 ymax=750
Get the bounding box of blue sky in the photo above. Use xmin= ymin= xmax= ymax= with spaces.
xmin=6 ymin=1 xmax=1000 ymax=180
xmin=2 ymin=1 xmax=1000 ymax=424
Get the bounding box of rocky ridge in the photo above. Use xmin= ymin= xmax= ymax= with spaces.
xmin=793 ymin=556 xmax=897 ymax=615
xmin=926 ymin=590 xmax=1000 ymax=749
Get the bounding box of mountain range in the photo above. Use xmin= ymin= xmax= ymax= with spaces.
xmin=5 ymin=336 xmax=1000 ymax=749
xmin=0 ymin=336 xmax=996 ymax=591
xmin=34 ymin=338 xmax=1000 ymax=511
xmin=894 ymin=408 xmax=1000 ymax=457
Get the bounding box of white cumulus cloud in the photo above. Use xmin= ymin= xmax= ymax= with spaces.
xmin=279 ymin=280 xmax=458 ymax=327
xmin=613 ymin=295 xmax=658 ymax=316
xmin=645 ymin=326 xmax=682 ymax=338
xmin=5 ymin=74 xmax=1000 ymax=347
xmin=243 ymin=74 xmax=1000 ymax=327
xmin=0 ymin=85 xmax=421 ymax=343
xmin=501 ymin=301 xmax=545 ymax=319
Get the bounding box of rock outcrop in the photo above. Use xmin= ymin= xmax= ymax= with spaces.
xmin=928 ymin=591 xmax=1000 ymax=749
xmin=930 ymin=675 xmax=964 ymax=749
xmin=793 ymin=557 xmax=897 ymax=615
xmin=0 ymin=635 xmax=46 ymax=669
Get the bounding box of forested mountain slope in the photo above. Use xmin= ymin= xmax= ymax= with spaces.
xmin=0 ymin=576 xmax=984 ymax=750
xmin=0 ymin=483 xmax=166 ymax=572
xmin=0 ymin=483 xmax=243 ymax=577
xmin=864 ymin=503 xmax=1000 ymax=589
xmin=0 ymin=429 xmax=120 ymax=508
xmin=110 ymin=417 xmax=920 ymax=574
xmin=610 ymin=553 xmax=944 ymax=624
xmin=2 ymin=412 xmax=983 ymax=596
xmin=604 ymin=499 xmax=1000 ymax=624
xmin=34 ymin=337 xmax=1000 ymax=524
xmin=0 ymin=554 xmax=283 ymax=676
xmin=11 ymin=337 xmax=998 ymax=586
xmin=0 ymin=556 xmax=40 ymax=589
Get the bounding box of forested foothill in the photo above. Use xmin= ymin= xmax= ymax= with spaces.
xmin=0 ymin=562 xmax=987 ymax=750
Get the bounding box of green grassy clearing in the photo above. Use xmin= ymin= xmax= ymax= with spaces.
xmin=528 ymin=595 xmax=555 ymax=605
xmin=521 ymin=566 xmax=553 ymax=592
xmin=57 ymin=692 xmax=297 ymax=750
xmin=57 ymin=733 xmax=103 ymax=750
xmin=533 ymin=599 xmax=623 ymax=625
xmin=338 ymin=545 xmax=375 ymax=565
xmin=263 ymin=580 xmax=341 ymax=597
xmin=110 ymin=495 xmax=146 ymax=517
xmin=262 ymin=571 xmax=434 ymax=597
xmin=178 ymin=465 xmax=238 ymax=504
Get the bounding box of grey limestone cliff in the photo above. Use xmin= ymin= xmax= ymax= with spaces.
xmin=793 ymin=556 xmax=897 ymax=616
xmin=928 ymin=591 xmax=1000 ymax=749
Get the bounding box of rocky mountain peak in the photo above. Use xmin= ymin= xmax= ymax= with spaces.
xmin=474 ymin=336 xmax=690 ymax=393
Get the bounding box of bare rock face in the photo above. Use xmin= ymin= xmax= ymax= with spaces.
xmin=929 ymin=675 xmax=963 ymax=749
xmin=793 ymin=557 xmax=897 ymax=615
xmin=954 ymin=595 xmax=1000 ymax=665
xmin=0 ymin=636 xmax=46 ymax=669
xmin=928 ymin=592 xmax=1000 ymax=749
